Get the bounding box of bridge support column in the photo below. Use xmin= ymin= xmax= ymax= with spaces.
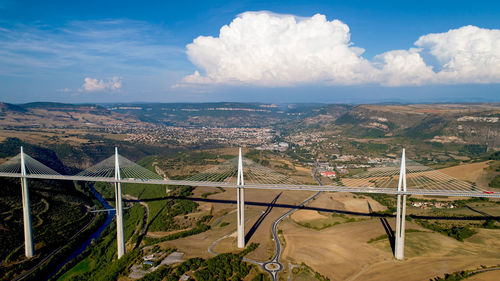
xmin=20 ymin=147 xmax=34 ymax=258
xmin=395 ymin=149 xmax=407 ymax=260
xmin=237 ymin=148 xmax=245 ymax=248
xmin=114 ymin=147 xmax=125 ymax=259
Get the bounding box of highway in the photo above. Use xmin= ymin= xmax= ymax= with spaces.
xmin=261 ymin=165 xmax=324 ymax=281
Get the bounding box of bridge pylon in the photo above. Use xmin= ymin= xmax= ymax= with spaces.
xmin=237 ymin=148 xmax=245 ymax=248
xmin=114 ymin=147 xmax=126 ymax=259
xmin=395 ymin=149 xmax=407 ymax=260
xmin=20 ymin=147 xmax=34 ymax=258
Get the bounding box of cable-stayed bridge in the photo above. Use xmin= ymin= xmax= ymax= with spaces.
xmin=1 ymin=150 xmax=495 ymax=197
xmin=0 ymin=146 xmax=498 ymax=262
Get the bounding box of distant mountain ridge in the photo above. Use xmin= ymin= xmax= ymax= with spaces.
xmin=326 ymin=104 xmax=500 ymax=149
xmin=0 ymin=101 xmax=144 ymax=129
xmin=1 ymin=101 xmax=499 ymax=150
xmin=98 ymin=102 xmax=330 ymax=127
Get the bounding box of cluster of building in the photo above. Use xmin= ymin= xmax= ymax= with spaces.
xmin=335 ymin=154 xmax=357 ymax=162
xmin=317 ymin=163 xmax=350 ymax=178
xmin=256 ymin=142 xmax=289 ymax=152
xmin=330 ymin=155 xmax=396 ymax=164
xmin=104 ymin=124 xmax=275 ymax=146
xmin=311 ymin=156 xmax=397 ymax=179
xmin=285 ymin=132 xmax=328 ymax=146
xmin=320 ymin=171 xmax=337 ymax=178
xmin=411 ymin=201 xmax=456 ymax=209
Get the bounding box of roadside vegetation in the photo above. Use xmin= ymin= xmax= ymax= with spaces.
xmin=290 ymin=263 xmax=330 ymax=281
xmin=432 ymin=264 xmax=500 ymax=281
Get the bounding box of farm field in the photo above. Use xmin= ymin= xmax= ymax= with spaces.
xmin=160 ymin=187 xmax=317 ymax=261
xmin=281 ymin=206 xmax=500 ymax=281
xmin=438 ymin=161 xmax=492 ymax=187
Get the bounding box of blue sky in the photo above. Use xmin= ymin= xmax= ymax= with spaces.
xmin=0 ymin=0 xmax=499 ymax=103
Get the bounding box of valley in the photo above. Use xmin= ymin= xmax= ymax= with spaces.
xmin=1 ymin=102 xmax=500 ymax=281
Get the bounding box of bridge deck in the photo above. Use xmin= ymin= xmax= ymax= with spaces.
xmin=1 ymin=172 xmax=498 ymax=198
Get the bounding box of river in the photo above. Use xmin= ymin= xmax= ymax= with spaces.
xmin=46 ymin=185 xmax=114 ymax=280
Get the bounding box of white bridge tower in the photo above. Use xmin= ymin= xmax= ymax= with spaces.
xmin=114 ymin=147 xmax=126 ymax=258
xmin=237 ymin=148 xmax=245 ymax=248
xmin=20 ymin=147 xmax=34 ymax=258
xmin=395 ymin=149 xmax=407 ymax=260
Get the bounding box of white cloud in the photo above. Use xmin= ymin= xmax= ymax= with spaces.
xmin=181 ymin=12 xmax=500 ymax=87
xmin=82 ymin=76 xmax=122 ymax=92
xmin=183 ymin=12 xmax=375 ymax=86
xmin=415 ymin=25 xmax=500 ymax=84
xmin=375 ymin=48 xmax=436 ymax=86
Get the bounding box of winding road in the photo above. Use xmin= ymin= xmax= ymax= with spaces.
xmin=206 ymin=167 xmax=323 ymax=280
xmin=260 ymin=166 xmax=323 ymax=281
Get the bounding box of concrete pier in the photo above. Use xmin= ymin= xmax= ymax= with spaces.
xmin=395 ymin=149 xmax=407 ymax=260
xmin=20 ymin=147 xmax=34 ymax=258
xmin=237 ymin=148 xmax=245 ymax=248
xmin=115 ymin=147 xmax=126 ymax=258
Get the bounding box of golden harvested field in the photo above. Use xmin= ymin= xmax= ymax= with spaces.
xmin=263 ymin=155 xmax=316 ymax=184
xmin=438 ymin=161 xmax=491 ymax=186
xmin=292 ymin=210 xmax=328 ymax=222
xmin=308 ymin=192 xmax=387 ymax=213
xmin=341 ymin=161 xmax=496 ymax=191
xmin=357 ymin=227 xmax=500 ymax=281
xmin=280 ymin=193 xmax=394 ymax=279
xmin=281 ymin=217 xmax=500 ymax=281
xmin=278 ymin=188 xmax=500 ymax=280
xmin=281 ymin=218 xmax=396 ymax=280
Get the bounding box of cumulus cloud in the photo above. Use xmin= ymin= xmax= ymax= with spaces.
xmin=81 ymin=76 xmax=122 ymax=92
xmin=415 ymin=25 xmax=500 ymax=84
xmin=375 ymin=48 xmax=436 ymax=86
xmin=180 ymin=12 xmax=500 ymax=87
xmin=183 ymin=12 xmax=375 ymax=86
